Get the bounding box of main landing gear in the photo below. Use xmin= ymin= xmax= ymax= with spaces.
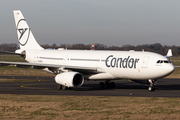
xmin=148 ymin=79 xmax=157 ymax=91
xmin=99 ymin=80 xmax=115 ymax=89
xmin=57 ymin=84 xmax=68 ymax=90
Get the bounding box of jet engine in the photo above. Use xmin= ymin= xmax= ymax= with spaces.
xmin=55 ymin=72 xmax=84 ymax=87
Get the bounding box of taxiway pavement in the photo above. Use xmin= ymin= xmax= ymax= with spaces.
xmin=0 ymin=76 xmax=180 ymax=97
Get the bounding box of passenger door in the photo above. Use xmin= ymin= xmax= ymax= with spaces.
xmin=142 ymin=56 xmax=149 ymax=68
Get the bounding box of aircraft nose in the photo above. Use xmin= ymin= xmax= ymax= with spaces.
xmin=164 ymin=64 xmax=174 ymax=76
xmin=171 ymin=64 xmax=175 ymax=72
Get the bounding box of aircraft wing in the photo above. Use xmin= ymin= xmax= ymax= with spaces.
xmin=0 ymin=61 xmax=105 ymax=74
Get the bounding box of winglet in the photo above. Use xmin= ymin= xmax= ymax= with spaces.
xmin=166 ymin=49 xmax=173 ymax=57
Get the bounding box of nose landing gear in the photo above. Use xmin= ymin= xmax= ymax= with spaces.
xmin=148 ymin=79 xmax=157 ymax=91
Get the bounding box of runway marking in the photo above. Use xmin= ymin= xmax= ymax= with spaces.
xmin=21 ymin=84 xmax=51 ymax=89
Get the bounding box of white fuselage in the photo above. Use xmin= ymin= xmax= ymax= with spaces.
xmin=11 ymin=10 xmax=175 ymax=90
xmin=24 ymin=49 xmax=174 ymax=81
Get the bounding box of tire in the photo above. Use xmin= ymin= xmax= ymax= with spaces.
xmin=57 ymin=85 xmax=62 ymax=90
xmin=62 ymin=85 xmax=67 ymax=90
xmin=99 ymin=82 xmax=104 ymax=89
xmin=148 ymin=86 xmax=155 ymax=91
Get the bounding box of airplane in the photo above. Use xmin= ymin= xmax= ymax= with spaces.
xmin=0 ymin=10 xmax=175 ymax=91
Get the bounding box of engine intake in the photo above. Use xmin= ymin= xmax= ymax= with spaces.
xmin=55 ymin=72 xmax=84 ymax=87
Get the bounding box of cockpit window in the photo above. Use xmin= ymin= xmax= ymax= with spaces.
xmin=164 ymin=60 xmax=169 ymax=63
xmin=168 ymin=59 xmax=172 ymax=63
xmin=156 ymin=60 xmax=170 ymax=64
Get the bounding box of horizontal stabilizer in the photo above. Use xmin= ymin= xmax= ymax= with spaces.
xmin=0 ymin=51 xmax=24 ymax=56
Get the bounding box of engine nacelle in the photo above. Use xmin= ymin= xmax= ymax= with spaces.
xmin=55 ymin=72 xmax=84 ymax=87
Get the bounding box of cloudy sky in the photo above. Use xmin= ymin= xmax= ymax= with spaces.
xmin=0 ymin=0 xmax=180 ymax=47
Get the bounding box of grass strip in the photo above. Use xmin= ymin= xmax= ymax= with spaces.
xmin=0 ymin=94 xmax=180 ymax=119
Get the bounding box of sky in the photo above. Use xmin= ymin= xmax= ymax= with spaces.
xmin=0 ymin=0 xmax=180 ymax=47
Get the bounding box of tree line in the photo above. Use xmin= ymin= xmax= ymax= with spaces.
xmin=1 ymin=43 xmax=180 ymax=56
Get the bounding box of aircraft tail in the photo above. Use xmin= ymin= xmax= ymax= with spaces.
xmin=13 ymin=10 xmax=43 ymax=50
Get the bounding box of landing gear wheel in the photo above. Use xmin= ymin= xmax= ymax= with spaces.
xmin=62 ymin=85 xmax=67 ymax=90
xmin=99 ymin=82 xmax=105 ymax=89
xmin=148 ymin=86 xmax=155 ymax=91
xmin=68 ymin=87 xmax=73 ymax=90
xmin=57 ymin=85 xmax=62 ymax=90
xmin=148 ymin=79 xmax=157 ymax=91
xmin=109 ymin=82 xmax=115 ymax=89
